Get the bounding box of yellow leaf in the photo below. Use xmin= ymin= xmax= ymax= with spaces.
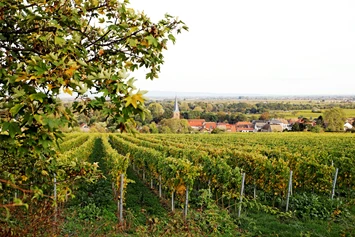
xmin=129 ymin=27 xmax=138 ymax=34
xmin=92 ymin=0 xmax=99 ymax=7
xmin=41 ymin=170 xmax=49 ymax=176
xmin=131 ymin=96 xmax=138 ymax=108
xmin=125 ymin=61 xmax=133 ymax=68
xmin=93 ymin=162 xmax=99 ymax=168
xmin=125 ymin=93 xmax=145 ymax=108
xmin=98 ymin=8 xmax=104 ymax=14
xmin=47 ymin=84 xmax=53 ymax=90
xmin=141 ymin=40 xmax=149 ymax=47
xmin=125 ymin=96 xmax=132 ymax=107
xmin=176 ymin=184 xmax=186 ymax=195
xmin=64 ymin=65 xmax=79 ymax=78
xmin=63 ymin=87 xmax=73 ymax=96
xmin=16 ymin=74 xmax=27 ymax=82
xmin=21 ymin=175 xmax=28 ymax=181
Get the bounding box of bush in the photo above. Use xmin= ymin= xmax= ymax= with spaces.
xmin=211 ymin=128 xmax=225 ymax=134
xmin=310 ymin=125 xmax=323 ymax=133
xmin=289 ymin=193 xmax=347 ymax=220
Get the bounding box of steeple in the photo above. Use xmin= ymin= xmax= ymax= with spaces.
xmin=172 ymin=95 xmax=180 ymax=119
xmin=174 ymin=95 xmax=179 ymax=112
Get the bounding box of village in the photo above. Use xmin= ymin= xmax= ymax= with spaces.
xmin=77 ymin=96 xmax=355 ymax=133
xmin=187 ymin=118 xmax=354 ymax=133
xmin=179 ymin=97 xmax=354 ymax=133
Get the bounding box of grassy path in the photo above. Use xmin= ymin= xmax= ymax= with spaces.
xmin=60 ymin=138 xmax=118 ymax=236
xmin=123 ymin=168 xmax=168 ymax=234
xmin=59 ymin=138 xmax=168 ymax=236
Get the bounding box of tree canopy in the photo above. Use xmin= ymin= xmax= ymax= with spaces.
xmin=0 ymin=0 xmax=186 ymax=218
xmin=159 ymin=118 xmax=190 ymax=133
xmin=324 ymin=107 xmax=346 ymax=132
xmin=148 ymin=102 xmax=165 ymax=120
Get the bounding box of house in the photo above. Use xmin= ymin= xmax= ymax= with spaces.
xmin=235 ymin=121 xmax=255 ymax=132
xmin=347 ymin=118 xmax=354 ymax=125
xmin=261 ymin=124 xmax=283 ymax=132
xmin=284 ymin=124 xmax=293 ymax=131
xmin=252 ymin=120 xmax=268 ymax=131
xmin=269 ymin=119 xmax=282 ymax=124
xmin=294 ymin=118 xmax=316 ymax=127
xmin=270 ymin=119 xmax=292 ymax=131
xmin=80 ymin=123 xmax=90 ymax=132
xmin=216 ymin=123 xmax=227 ymax=130
xmin=344 ymin=122 xmax=353 ymax=131
xmin=288 ymin=118 xmax=298 ymax=124
xmin=225 ymin=124 xmax=236 ymax=132
xmin=204 ymin=122 xmax=217 ymax=131
xmin=187 ymin=119 xmax=205 ymax=130
xmin=216 ymin=123 xmax=236 ymax=132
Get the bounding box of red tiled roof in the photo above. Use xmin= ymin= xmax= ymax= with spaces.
xmin=188 ymin=119 xmax=205 ymax=127
xmin=204 ymin=122 xmax=217 ymax=129
xmin=235 ymin=122 xmax=252 ymax=126
xmin=235 ymin=121 xmax=253 ymax=128
xmin=217 ymin=122 xmax=228 ymax=126
xmin=277 ymin=119 xmax=289 ymax=124
xmin=225 ymin=124 xmax=236 ymax=132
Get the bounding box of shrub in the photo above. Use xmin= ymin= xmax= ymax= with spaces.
xmin=290 ymin=193 xmax=347 ymax=220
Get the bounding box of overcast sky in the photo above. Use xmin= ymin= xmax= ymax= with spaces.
xmin=129 ymin=0 xmax=355 ymax=95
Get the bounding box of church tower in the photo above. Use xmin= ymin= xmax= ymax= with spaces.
xmin=172 ymin=96 xmax=180 ymax=119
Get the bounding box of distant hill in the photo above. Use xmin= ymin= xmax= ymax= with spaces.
xmin=58 ymin=90 xmax=355 ymax=101
xmin=145 ymin=90 xmax=261 ymax=99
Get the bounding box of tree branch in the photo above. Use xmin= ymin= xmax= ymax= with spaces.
xmin=78 ymin=3 xmax=109 ymax=15
xmin=86 ymin=29 xmax=112 ymax=48
xmin=93 ymin=27 xmax=147 ymax=47
xmin=0 ymin=178 xmax=35 ymax=195
xmin=0 ymin=26 xmax=57 ymax=35
xmin=0 ymin=43 xmax=43 ymax=55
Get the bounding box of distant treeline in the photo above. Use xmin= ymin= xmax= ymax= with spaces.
xmin=151 ymin=101 xmax=355 ymax=113
xmin=71 ymin=99 xmax=355 ymax=130
xmin=140 ymin=101 xmax=355 ymax=123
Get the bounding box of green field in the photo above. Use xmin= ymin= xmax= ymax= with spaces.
xmin=247 ymin=108 xmax=355 ymax=120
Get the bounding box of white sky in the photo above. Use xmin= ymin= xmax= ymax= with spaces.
xmin=129 ymin=0 xmax=355 ymax=95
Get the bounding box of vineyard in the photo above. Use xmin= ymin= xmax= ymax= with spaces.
xmin=2 ymin=132 xmax=355 ymax=236
xmin=67 ymin=133 xmax=355 ymax=236
xmin=109 ymin=132 xmax=355 ymax=205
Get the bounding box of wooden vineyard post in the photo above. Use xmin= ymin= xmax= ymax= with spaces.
xmin=286 ymin=170 xmax=293 ymax=212
xmin=331 ymin=168 xmax=339 ymax=200
xmin=119 ymin=173 xmax=124 ymax=224
xmin=143 ymin=170 xmax=145 ymax=182
xmin=238 ymin=173 xmax=246 ymax=218
xmin=253 ymin=180 xmax=256 ymax=199
xmin=151 ymin=178 xmax=153 ymax=189
xmin=171 ymin=191 xmax=175 ymax=212
xmin=208 ymin=179 xmax=211 ymax=196
xmin=184 ymin=185 xmax=189 ymax=219
xmin=159 ymin=175 xmax=162 ymax=198
xmin=53 ymin=174 xmax=57 ymax=223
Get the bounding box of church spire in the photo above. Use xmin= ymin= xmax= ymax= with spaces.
xmin=172 ymin=95 xmax=180 ymax=119
xmin=174 ymin=95 xmax=179 ymax=112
